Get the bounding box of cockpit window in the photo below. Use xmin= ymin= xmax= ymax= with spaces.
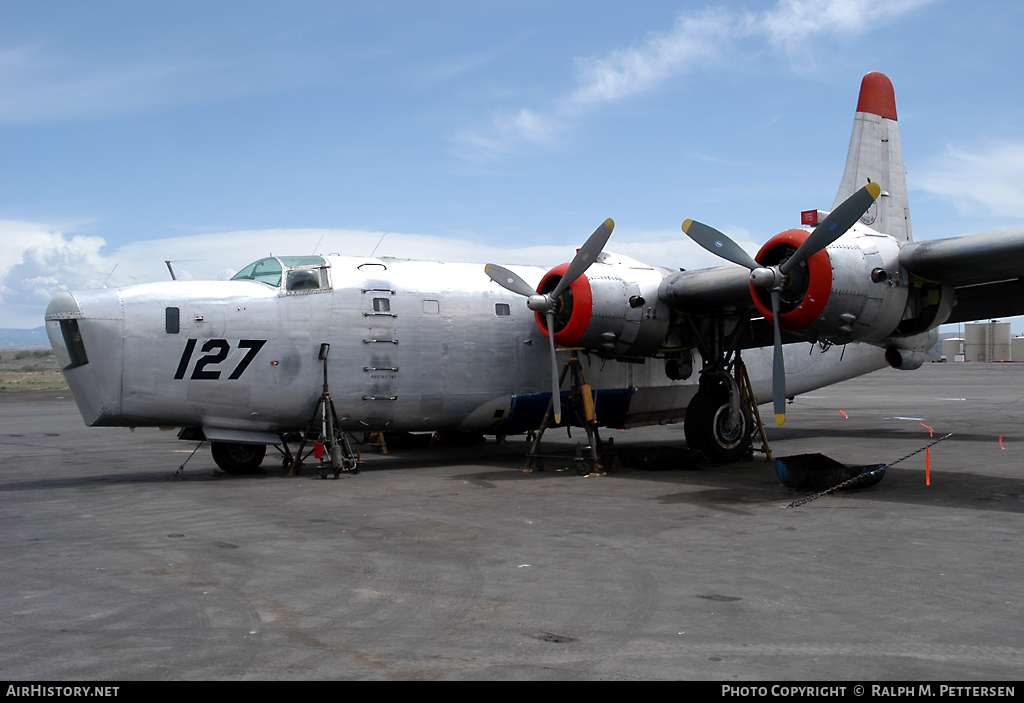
xmin=287 ymin=268 xmax=322 ymax=291
xmin=231 ymin=257 xmax=284 ymax=287
xmin=232 ymin=255 xmax=330 ymax=292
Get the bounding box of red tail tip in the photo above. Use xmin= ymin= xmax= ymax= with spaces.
xmin=856 ymin=72 xmax=897 ymax=121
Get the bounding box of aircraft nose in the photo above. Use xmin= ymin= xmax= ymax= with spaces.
xmin=45 ymin=289 xmax=125 ymax=426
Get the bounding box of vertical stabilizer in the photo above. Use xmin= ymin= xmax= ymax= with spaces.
xmin=833 ymin=72 xmax=912 ymax=242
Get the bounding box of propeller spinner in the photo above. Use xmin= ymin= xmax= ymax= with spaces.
xmin=681 ymin=182 xmax=881 ymax=425
xmin=485 ymin=219 xmax=614 ymax=424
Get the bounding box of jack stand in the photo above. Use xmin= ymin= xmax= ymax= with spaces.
xmin=734 ymin=354 xmax=773 ymax=462
xmin=290 ymin=343 xmax=361 ymax=478
xmin=364 ymin=432 xmax=389 ymax=454
xmin=524 ymin=349 xmax=611 ymax=476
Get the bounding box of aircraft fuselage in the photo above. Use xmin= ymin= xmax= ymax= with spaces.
xmin=46 ymin=252 xmax=890 ymax=442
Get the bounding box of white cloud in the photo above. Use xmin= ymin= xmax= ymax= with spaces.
xmin=0 ymin=221 xmax=108 ymax=306
xmin=565 ymin=9 xmax=732 ymax=110
xmin=758 ymin=0 xmax=935 ymax=53
xmin=456 ymin=0 xmax=936 ymax=157
xmin=916 ymin=141 xmax=1024 ymax=219
xmin=455 ymin=108 xmax=561 ymax=155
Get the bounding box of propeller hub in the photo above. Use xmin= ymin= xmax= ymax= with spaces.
xmin=749 ymin=267 xmax=782 ymax=290
xmin=526 ymin=294 xmax=554 ymax=313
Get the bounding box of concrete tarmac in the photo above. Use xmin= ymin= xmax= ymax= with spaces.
xmin=1 ymin=363 xmax=1022 ymax=681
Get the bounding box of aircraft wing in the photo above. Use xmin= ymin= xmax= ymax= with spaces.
xmin=899 ymin=229 xmax=1024 ymax=323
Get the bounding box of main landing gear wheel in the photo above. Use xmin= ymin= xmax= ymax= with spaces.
xmin=684 ymin=386 xmax=753 ymax=464
xmin=211 ymin=442 xmax=267 ymax=475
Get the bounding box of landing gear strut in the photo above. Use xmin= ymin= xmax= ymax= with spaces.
xmin=683 ymin=315 xmax=772 ymax=463
xmin=684 ymin=373 xmax=754 ymax=463
xmin=524 ymin=349 xmax=613 ymax=476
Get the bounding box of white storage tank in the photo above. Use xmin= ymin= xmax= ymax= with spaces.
xmin=942 ymin=337 xmax=964 ymax=362
xmin=1012 ymin=336 xmax=1024 ymax=362
xmin=964 ymin=321 xmax=1012 ymax=361
xmin=993 ymin=322 xmax=1012 ymax=361
xmin=965 ymin=323 xmax=988 ymax=362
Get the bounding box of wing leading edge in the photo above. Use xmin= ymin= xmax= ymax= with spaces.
xmin=899 ymin=229 xmax=1024 ymax=324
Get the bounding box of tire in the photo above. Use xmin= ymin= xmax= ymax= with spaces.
xmin=685 ymin=386 xmax=753 ymax=463
xmin=211 ymin=442 xmax=267 ymax=474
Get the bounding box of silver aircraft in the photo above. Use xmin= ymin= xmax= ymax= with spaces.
xmin=45 ymin=72 xmax=1024 ymax=474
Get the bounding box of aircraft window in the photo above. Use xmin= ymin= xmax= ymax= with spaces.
xmin=287 ymin=269 xmax=322 ymax=292
xmin=231 ymin=257 xmax=283 ymax=287
xmin=495 ymin=303 xmax=511 ymax=317
xmin=423 ymin=300 xmax=439 ymax=314
xmin=373 ymin=298 xmax=391 ymax=312
xmin=165 ymin=307 xmax=180 ymax=334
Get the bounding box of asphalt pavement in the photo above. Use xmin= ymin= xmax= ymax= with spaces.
xmin=1 ymin=363 xmax=1021 ymax=680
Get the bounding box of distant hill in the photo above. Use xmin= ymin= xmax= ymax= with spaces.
xmin=0 ymin=327 xmax=51 ymax=349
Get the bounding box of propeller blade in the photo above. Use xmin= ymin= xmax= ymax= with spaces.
xmin=546 ymin=312 xmax=561 ymax=424
xmin=550 ymin=218 xmax=614 ymax=301
xmin=484 ymin=263 xmax=537 ymax=298
xmin=780 ymin=182 xmax=881 ymax=275
xmin=771 ymin=289 xmax=786 ymax=426
xmin=681 ymin=219 xmax=760 ymax=271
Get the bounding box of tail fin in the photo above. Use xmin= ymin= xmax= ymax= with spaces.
xmin=832 ymin=72 xmax=913 ymax=242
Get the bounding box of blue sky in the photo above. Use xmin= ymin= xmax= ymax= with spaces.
xmin=1 ymin=0 xmax=1023 ymax=331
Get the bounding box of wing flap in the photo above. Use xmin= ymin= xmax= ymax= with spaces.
xmin=946 ymin=279 xmax=1024 ymax=324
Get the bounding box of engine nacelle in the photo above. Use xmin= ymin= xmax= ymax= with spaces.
xmin=749 ymin=228 xmax=924 ymax=344
xmin=534 ymin=254 xmax=671 ymax=357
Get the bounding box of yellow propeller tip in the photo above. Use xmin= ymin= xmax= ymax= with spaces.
xmin=775 ymin=413 xmax=786 ymax=426
xmin=554 ymin=413 xmax=561 ymax=424
xmin=867 ymin=182 xmax=882 ymax=199
xmin=682 ymin=219 xmax=693 ymax=232
xmin=484 ymin=263 xmax=492 ymax=273
xmin=604 ymin=218 xmax=614 ymax=230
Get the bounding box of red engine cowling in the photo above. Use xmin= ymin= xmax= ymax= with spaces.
xmin=534 ymin=263 xmax=593 ymax=347
xmin=531 ymin=260 xmax=670 ymax=357
xmin=746 ymin=228 xmax=942 ymax=346
xmin=748 ymin=229 xmax=832 ymax=330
